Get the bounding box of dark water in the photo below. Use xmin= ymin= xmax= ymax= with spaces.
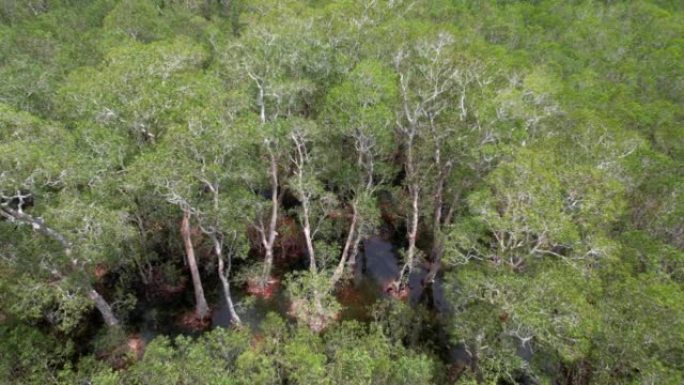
xmin=134 ymin=235 xmax=537 ymax=383
xmin=363 ymin=236 xmax=450 ymax=313
xmin=135 ymin=304 xmax=195 ymax=343
xmin=362 ymin=236 xmax=401 ymax=284
xmin=207 ymin=235 xmax=452 ymax=327
xmin=211 ymin=286 xmax=289 ymax=330
xmin=136 ymin=235 xmax=454 ymax=349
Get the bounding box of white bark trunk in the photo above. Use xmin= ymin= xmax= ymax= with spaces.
xmin=1 ymin=205 xmax=121 ymax=327
xmin=180 ymin=210 xmax=210 ymax=319
xmin=260 ymin=149 xmax=279 ymax=286
xmin=290 ymin=130 xmax=325 ymax=319
xmin=1 ymin=206 xmax=72 ymax=255
xmin=331 ymin=201 xmax=358 ymax=288
xmin=405 ymin=183 xmax=419 ymax=274
xmin=88 ymin=288 xmax=119 ymax=327
xmin=212 ymin=237 xmax=241 ymax=326
xmin=302 ymin=199 xmax=317 ymax=274
xmin=399 ymin=136 xmax=419 ymax=287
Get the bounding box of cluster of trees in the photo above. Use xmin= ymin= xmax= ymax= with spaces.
xmin=1 ymin=0 xmax=682 ymax=384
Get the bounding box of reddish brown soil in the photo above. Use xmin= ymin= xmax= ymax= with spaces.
xmin=250 ymin=333 xmax=265 ymax=349
xmin=383 ymin=280 xmax=409 ymax=301
xmin=337 ymin=284 xmax=362 ymax=305
xmin=94 ymin=263 xmax=109 ymax=280
xmin=247 ymin=216 xmax=307 ymax=264
xmin=287 ymin=298 xmax=340 ymax=333
xmin=246 ymin=276 xmax=280 ymax=299
xmin=177 ymin=310 xmax=211 ymax=331
xmin=127 ymin=334 xmax=146 ymax=360
xmin=96 ymin=333 xmax=146 ymax=369
xmin=143 ymin=268 xmax=187 ymax=299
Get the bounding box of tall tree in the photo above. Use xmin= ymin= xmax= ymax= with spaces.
xmin=0 ymin=104 xmax=134 ymax=328
xmin=392 ymin=30 xmax=461 ymax=289
xmin=321 ymin=59 xmax=397 ymax=288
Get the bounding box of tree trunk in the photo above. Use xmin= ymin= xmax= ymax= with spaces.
xmin=399 ymin=182 xmax=419 ymax=288
xmin=260 ymin=149 xmax=279 ymax=287
xmin=212 ymin=236 xmax=241 ymax=326
xmin=443 ymin=191 xmax=460 ymax=229
xmin=424 ymin=241 xmax=443 ymax=287
xmin=331 ymin=201 xmax=359 ymax=288
xmin=398 ymin=133 xmax=419 ymax=289
xmin=425 ymin=174 xmax=448 ymax=287
xmin=180 ymin=210 xmax=210 ymax=319
xmin=1 ymin=205 xmax=121 ymax=327
xmin=348 ymin=233 xmax=362 ymax=270
xmin=88 ymin=288 xmax=119 ymax=327
xmin=299 ymin=199 xmax=325 ymax=319
xmin=301 ymin=198 xmax=317 ymax=274
xmin=290 ymin=130 xmax=325 ymax=324
xmin=469 ymin=335 xmax=484 ymax=385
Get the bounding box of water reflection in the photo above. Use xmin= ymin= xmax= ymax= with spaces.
xmin=140 ymin=235 xmax=452 ymax=339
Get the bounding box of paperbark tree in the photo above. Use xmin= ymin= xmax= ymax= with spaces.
xmin=127 ymin=85 xmax=257 ymax=321
xmin=322 ymin=59 xmax=398 ymax=289
xmin=393 ymin=31 xmax=460 ymax=289
xmin=179 ymin=208 xmax=210 ymax=320
xmin=0 ymin=105 xmax=135 ymax=330
xmin=226 ymin=21 xmax=322 ymax=286
xmin=209 ymin=232 xmax=242 ymax=325
xmin=286 ymin=120 xmax=341 ymax=329
xmin=1 ymin=198 xmax=120 ymax=327
xmin=200 ymin=178 xmax=246 ymax=326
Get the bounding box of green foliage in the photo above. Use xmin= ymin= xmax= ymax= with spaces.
xmin=103 ymin=0 xmax=171 ymax=43
xmin=2 ymin=1 xmax=684 ymax=384
xmin=0 ymin=323 xmax=73 ymax=385
xmin=56 ymin=37 xmax=210 ymax=145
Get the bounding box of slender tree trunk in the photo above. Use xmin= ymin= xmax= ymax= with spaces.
xmin=425 ymin=161 xmax=451 ymax=286
xmin=260 ymin=247 xmax=275 ymax=285
xmin=348 ymin=233 xmax=362 ymax=270
xmin=331 ymin=201 xmax=358 ymax=288
xmin=405 ymin=184 xmax=419 ymax=274
xmin=88 ymin=288 xmax=119 ymax=327
xmin=301 ymin=198 xmax=317 ymax=274
xmin=433 ymin=179 xmax=445 ymax=234
xmin=443 ymin=191 xmax=460 ymax=228
xmin=291 ymin=131 xmax=325 ymax=320
xmin=218 ymin=255 xmax=241 ymax=325
xmin=292 ymin=132 xmax=317 ymax=274
xmin=398 ymin=134 xmax=419 ymax=289
xmin=1 ymin=205 xmax=121 ymax=327
xmin=250 ymin=74 xmax=278 ymax=287
xmin=180 ymin=210 xmax=210 ymax=319
xmin=298 ymin=197 xmax=325 ymax=318
xmin=424 ymin=241 xmax=443 ymax=286
xmin=211 ymin=236 xmax=241 ymax=326
xmin=260 ymin=149 xmax=279 ymax=287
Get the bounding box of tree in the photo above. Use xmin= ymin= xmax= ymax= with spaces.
xmin=56 ymin=36 xmax=210 ymax=148
xmin=0 ymin=104 xmax=134 ymax=329
xmin=285 ymin=120 xmax=341 ymax=330
xmin=125 ymin=80 xmax=255 ymax=322
xmin=392 ymin=29 xmax=461 ymax=289
xmin=216 ymin=9 xmax=339 ymax=287
xmin=321 ymin=59 xmax=397 ymax=288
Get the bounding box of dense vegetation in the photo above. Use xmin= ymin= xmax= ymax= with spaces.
xmin=1 ymin=1 xmax=683 ymax=384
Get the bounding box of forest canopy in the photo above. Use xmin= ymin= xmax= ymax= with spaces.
xmin=1 ymin=1 xmax=683 ymax=384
